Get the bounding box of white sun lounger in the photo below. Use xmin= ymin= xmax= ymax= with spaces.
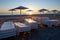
xmin=0 ymin=21 xmax=16 ymax=39
xmin=42 ymin=20 xmax=60 ymax=27
xmin=24 ymin=19 xmax=38 ymax=29
xmin=14 ymin=22 xmax=31 ymax=32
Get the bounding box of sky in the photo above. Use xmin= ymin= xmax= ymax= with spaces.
xmin=0 ymin=0 xmax=60 ymax=13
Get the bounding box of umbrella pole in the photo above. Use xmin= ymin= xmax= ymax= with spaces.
xmin=20 ymin=9 xmax=21 ymax=15
xmin=12 ymin=11 xmax=13 ymax=15
xmin=11 ymin=11 xmax=14 ymax=15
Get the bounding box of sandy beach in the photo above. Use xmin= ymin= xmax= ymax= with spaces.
xmin=0 ymin=14 xmax=60 ymax=40
xmin=1 ymin=27 xmax=60 ymax=40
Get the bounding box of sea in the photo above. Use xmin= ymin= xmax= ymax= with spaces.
xmin=0 ymin=12 xmax=60 ymax=15
xmin=0 ymin=12 xmax=26 ymax=15
xmin=0 ymin=12 xmax=60 ymax=18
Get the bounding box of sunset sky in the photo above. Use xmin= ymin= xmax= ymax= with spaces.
xmin=0 ymin=0 xmax=60 ymax=13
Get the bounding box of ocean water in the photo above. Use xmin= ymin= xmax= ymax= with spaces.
xmin=0 ymin=12 xmax=29 ymax=15
xmin=0 ymin=12 xmax=60 ymax=15
xmin=0 ymin=12 xmax=49 ymax=15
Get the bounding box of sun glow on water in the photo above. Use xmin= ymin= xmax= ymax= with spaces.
xmin=28 ymin=11 xmax=33 ymax=15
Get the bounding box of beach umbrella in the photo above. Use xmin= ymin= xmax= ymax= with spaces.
xmin=51 ymin=10 xmax=58 ymax=13
xmin=28 ymin=10 xmax=33 ymax=11
xmin=27 ymin=10 xmax=33 ymax=18
xmin=51 ymin=10 xmax=59 ymax=18
xmin=58 ymin=11 xmax=60 ymax=13
xmin=27 ymin=10 xmax=33 ymax=15
xmin=39 ymin=9 xmax=49 ymax=13
xmin=9 ymin=9 xmax=16 ymax=15
xmin=15 ymin=6 xmax=28 ymax=15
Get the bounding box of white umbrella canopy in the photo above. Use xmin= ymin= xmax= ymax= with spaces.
xmin=9 ymin=9 xmax=16 ymax=15
xmin=15 ymin=6 xmax=28 ymax=15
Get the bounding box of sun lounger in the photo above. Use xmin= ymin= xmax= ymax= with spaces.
xmin=24 ymin=19 xmax=38 ymax=29
xmin=33 ymin=17 xmax=50 ymax=24
xmin=14 ymin=22 xmax=31 ymax=32
xmin=42 ymin=20 xmax=60 ymax=27
xmin=0 ymin=21 xmax=16 ymax=39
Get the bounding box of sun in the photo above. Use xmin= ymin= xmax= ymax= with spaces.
xmin=29 ymin=7 xmax=34 ymax=10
